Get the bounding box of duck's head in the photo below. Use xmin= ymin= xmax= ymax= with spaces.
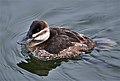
xmin=17 ymin=20 xmax=50 ymax=47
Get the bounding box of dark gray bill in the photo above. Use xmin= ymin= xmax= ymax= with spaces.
xmin=17 ymin=36 xmax=32 ymax=45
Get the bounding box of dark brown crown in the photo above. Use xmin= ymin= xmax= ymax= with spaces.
xmin=27 ymin=20 xmax=48 ymax=38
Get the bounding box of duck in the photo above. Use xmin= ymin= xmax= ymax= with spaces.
xmin=17 ymin=20 xmax=116 ymax=61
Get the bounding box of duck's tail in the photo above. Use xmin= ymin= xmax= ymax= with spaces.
xmin=93 ymin=38 xmax=117 ymax=51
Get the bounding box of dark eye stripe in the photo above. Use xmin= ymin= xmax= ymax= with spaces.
xmin=33 ymin=30 xmax=47 ymax=39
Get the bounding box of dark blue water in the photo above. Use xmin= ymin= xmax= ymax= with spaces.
xmin=0 ymin=0 xmax=120 ymax=81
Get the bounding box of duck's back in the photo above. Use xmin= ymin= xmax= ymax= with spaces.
xmin=35 ymin=27 xmax=96 ymax=59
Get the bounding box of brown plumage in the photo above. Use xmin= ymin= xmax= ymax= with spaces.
xmin=26 ymin=27 xmax=96 ymax=60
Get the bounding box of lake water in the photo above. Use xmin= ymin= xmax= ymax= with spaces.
xmin=0 ymin=0 xmax=120 ymax=81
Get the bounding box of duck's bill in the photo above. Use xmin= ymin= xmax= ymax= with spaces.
xmin=17 ymin=37 xmax=33 ymax=45
xmin=17 ymin=40 xmax=27 ymax=45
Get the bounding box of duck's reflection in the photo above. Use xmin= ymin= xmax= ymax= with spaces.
xmin=17 ymin=55 xmax=80 ymax=76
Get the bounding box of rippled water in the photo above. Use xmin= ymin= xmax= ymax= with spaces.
xmin=0 ymin=0 xmax=120 ymax=81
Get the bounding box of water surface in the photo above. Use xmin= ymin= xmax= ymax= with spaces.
xmin=0 ymin=0 xmax=120 ymax=81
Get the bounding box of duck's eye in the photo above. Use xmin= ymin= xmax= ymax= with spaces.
xmin=36 ymin=28 xmax=40 ymax=32
xmin=32 ymin=28 xmax=41 ymax=34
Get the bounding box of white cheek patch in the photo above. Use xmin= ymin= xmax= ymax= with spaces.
xmin=34 ymin=31 xmax=50 ymax=41
xmin=32 ymin=28 xmax=49 ymax=38
xmin=32 ymin=32 xmax=40 ymax=38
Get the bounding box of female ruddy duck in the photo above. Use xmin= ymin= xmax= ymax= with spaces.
xmin=18 ymin=20 xmax=116 ymax=61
